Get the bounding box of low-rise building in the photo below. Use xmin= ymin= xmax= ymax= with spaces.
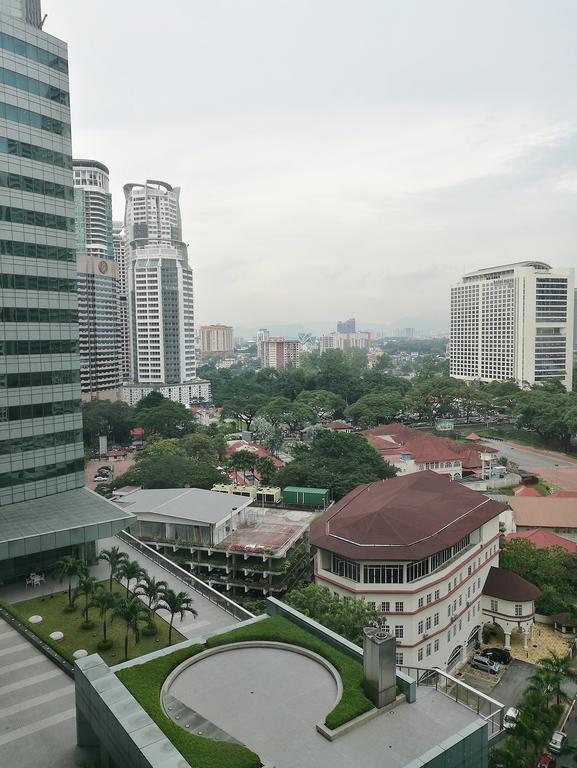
xmin=363 ymin=423 xmax=497 ymax=480
xmin=120 ymin=380 xmax=211 ymax=407
xmin=117 ymin=487 xmax=315 ymax=596
xmin=505 ymin=527 xmax=577 ymax=553
xmin=509 ymin=496 xmax=577 ymax=540
xmin=310 ymin=471 xmax=539 ymax=669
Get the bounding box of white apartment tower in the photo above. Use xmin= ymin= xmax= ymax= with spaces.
xmin=73 ymin=159 xmax=120 ymax=398
xmin=124 ymin=181 xmax=197 ymax=389
xmin=450 ymin=262 xmax=574 ymax=390
xmin=113 ymin=220 xmax=129 ymax=382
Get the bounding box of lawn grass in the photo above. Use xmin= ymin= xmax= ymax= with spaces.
xmin=2 ymin=579 xmax=185 ymax=665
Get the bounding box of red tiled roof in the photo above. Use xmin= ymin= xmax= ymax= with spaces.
xmin=513 ymin=486 xmax=541 ymax=497
xmin=224 ymin=441 xmax=283 ymax=468
xmin=324 ymin=420 xmax=352 ymax=430
xmin=465 ymin=433 xmax=481 ymax=441
xmin=482 ymin=566 xmax=540 ymax=602
xmin=362 ymin=423 xmax=495 ymax=469
xmin=505 ymin=528 xmax=577 ymax=553
xmin=310 ymin=470 xmax=507 ymax=561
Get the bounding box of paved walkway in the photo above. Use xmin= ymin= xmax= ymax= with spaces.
xmin=0 ymin=616 xmax=95 ymax=768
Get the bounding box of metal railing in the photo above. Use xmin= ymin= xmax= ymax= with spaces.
xmin=397 ymin=665 xmax=504 ymax=736
xmin=116 ymin=531 xmax=254 ymax=622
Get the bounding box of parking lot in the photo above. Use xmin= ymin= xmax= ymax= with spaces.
xmin=84 ymin=457 xmax=135 ymax=490
xmin=460 ymin=658 xmax=534 ymax=710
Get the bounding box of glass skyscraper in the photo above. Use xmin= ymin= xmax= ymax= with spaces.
xmin=0 ymin=2 xmax=84 ymax=505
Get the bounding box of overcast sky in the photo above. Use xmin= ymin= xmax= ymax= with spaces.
xmin=44 ymin=0 xmax=577 ymax=334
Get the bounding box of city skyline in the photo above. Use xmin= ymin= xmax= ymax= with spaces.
xmin=43 ymin=0 xmax=577 ymax=328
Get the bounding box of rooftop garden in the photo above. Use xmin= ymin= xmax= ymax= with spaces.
xmin=116 ymin=614 xmax=375 ymax=768
xmin=0 ymin=547 xmax=191 ymax=665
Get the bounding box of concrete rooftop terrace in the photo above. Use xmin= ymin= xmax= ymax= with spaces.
xmin=165 ymin=643 xmax=482 ymax=768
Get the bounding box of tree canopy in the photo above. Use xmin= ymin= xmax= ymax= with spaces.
xmin=275 ymin=429 xmax=396 ymax=500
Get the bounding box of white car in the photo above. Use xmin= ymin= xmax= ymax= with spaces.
xmin=548 ymin=730 xmax=567 ymax=754
xmin=503 ymin=707 xmax=519 ymax=730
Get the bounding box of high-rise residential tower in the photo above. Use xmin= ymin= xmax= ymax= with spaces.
xmin=337 ymin=317 xmax=356 ymax=333
xmin=73 ymin=159 xmax=120 ymax=398
xmin=450 ymin=262 xmax=575 ymax=390
xmin=113 ymin=219 xmax=130 ymax=382
xmin=122 ymin=181 xmax=208 ymax=406
xmin=0 ymin=1 xmax=132 ymax=579
xmin=200 ymin=324 xmax=234 ymax=357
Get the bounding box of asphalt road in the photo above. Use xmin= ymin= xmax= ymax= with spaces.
xmin=483 ymin=439 xmax=577 ymax=470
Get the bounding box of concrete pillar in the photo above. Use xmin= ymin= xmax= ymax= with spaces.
xmin=523 ymin=630 xmax=529 ymax=650
xmin=363 ymin=627 xmax=397 ymax=709
xmin=504 ymin=632 xmax=511 ymax=649
xmin=477 ymin=626 xmax=483 ymax=644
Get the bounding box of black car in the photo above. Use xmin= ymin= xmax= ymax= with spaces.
xmin=481 ymin=647 xmax=512 ymax=665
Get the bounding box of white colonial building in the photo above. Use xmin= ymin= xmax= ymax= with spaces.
xmin=311 ymin=471 xmax=539 ymax=671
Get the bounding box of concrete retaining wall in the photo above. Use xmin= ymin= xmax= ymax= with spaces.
xmin=402 ymin=719 xmax=488 ymax=768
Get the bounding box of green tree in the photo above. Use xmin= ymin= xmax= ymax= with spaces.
xmin=296 ymin=390 xmax=345 ymax=422
xmin=345 ymin=391 xmax=404 ymax=428
xmin=90 ymin=587 xmax=119 ymax=647
xmin=227 ymin=449 xmax=256 ymax=482
xmin=138 ymin=400 xmax=195 ymax=438
xmin=260 ymin=397 xmax=316 ymax=434
xmin=117 ymin=559 xmax=145 ymax=597
xmin=256 ymin=456 xmax=277 ymax=485
xmin=179 ymin=432 xmax=224 ymax=463
xmin=98 ymin=546 xmax=129 ymax=592
xmin=112 ymin=596 xmax=147 ymax=661
xmin=53 ymin=556 xmax=87 ymax=609
xmin=285 ymin=584 xmax=380 ymax=645
xmin=158 ymin=588 xmax=197 ymax=645
xmin=74 ymin=575 xmax=98 ymax=623
xmin=275 ymin=430 xmax=396 ymax=500
xmin=537 ymin=649 xmax=577 ymax=706
xmin=222 ymin=393 xmax=269 ymax=430
xmin=135 ymin=574 xmax=168 ymax=634
xmin=134 ymin=390 xmax=165 ymax=411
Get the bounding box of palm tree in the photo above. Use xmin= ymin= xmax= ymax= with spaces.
xmin=538 ymin=648 xmax=577 ymax=706
xmin=53 ymin=556 xmax=87 ymax=608
xmin=75 ymin=575 xmax=98 ymax=623
xmin=526 ymin=667 xmax=557 ymax=710
xmin=134 ymin=574 xmax=168 ymax=634
xmin=112 ymin=596 xmax=147 ymax=661
xmin=157 ymin=588 xmax=197 ymax=645
xmin=90 ymin=587 xmax=119 ymax=647
xmin=98 ymin=546 xmax=128 ymax=591
xmin=117 ymin=559 xmax=145 ymax=597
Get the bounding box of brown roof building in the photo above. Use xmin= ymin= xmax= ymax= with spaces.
xmin=310 ymin=470 xmax=507 ymax=562
xmin=362 ymin=423 xmax=496 ymax=476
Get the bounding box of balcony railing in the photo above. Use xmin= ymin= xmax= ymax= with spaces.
xmin=396 ymin=665 xmax=504 ymax=737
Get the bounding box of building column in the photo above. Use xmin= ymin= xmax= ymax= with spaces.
xmin=477 ymin=626 xmax=483 ymax=644
xmin=504 ymin=632 xmax=511 ymax=649
xmin=523 ymin=629 xmax=529 ymax=651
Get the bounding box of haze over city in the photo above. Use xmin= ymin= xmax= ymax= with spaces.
xmin=44 ymin=0 xmax=577 ymax=333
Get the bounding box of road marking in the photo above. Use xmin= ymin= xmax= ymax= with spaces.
xmin=0 ymin=707 xmax=76 ymax=746
xmin=0 ymin=656 xmax=47 ymax=676
xmin=0 ymin=685 xmax=73 ymax=718
xmin=0 ymin=642 xmax=29 ymax=658
xmin=0 ymin=668 xmax=62 ymax=696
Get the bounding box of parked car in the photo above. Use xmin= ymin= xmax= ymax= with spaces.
xmin=482 ymin=647 xmax=512 ymax=665
xmin=503 ymin=707 xmax=519 ymax=730
xmin=536 ymin=756 xmax=556 ymax=768
xmin=99 ymin=465 xmax=112 ymax=471
xmin=470 ymin=654 xmax=500 ymax=675
xmin=548 ymin=731 xmax=567 ymax=755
